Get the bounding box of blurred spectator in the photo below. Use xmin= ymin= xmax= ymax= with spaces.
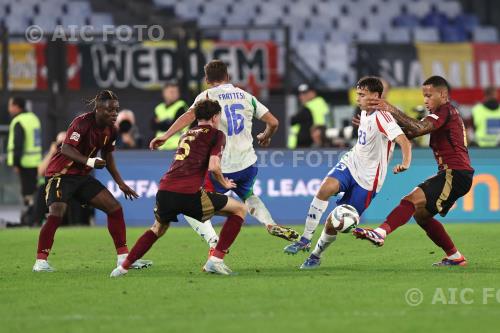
xmin=6 ymin=97 xmax=42 ymax=226
xmin=151 ymin=82 xmax=188 ymax=150
xmin=472 ymin=86 xmax=500 ymax=147
xmin=310 ymin=125 xmax=332 ymax=148
xmin=288 ymin=84 xmax=329 ymax=149
xmin=116 ymin=109 xmax=143 ymax=149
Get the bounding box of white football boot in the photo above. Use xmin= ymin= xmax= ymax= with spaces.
xmin=32 ymin=259 xmax=56 ymax=272
xmin=110 ymin=265 xmax=128 ymax=278
xmin=117 ymin=254 xmax=153 ymax=269
xmin=203 ymin=257 xmax=234 ymax=275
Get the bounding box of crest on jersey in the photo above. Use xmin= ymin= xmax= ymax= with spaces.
xmin=70 ymin=131 xmax=80 ymax=142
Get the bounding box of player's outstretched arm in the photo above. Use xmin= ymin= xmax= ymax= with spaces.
xmin=61 ymin=143 xmax=106 ymax=169
xmin=149 ymin=109 xmax=196 ymax=150
xmin=366 ymin=98 xmax=435 ymax=139
xmin=393 ymin=134 xmax=412 ymax=174
xmin=102 ymin=151 xmax=139 ymax=200
xmin=256 ymin=112 xmax=279 ymax=147
xmin=208 ymin=155 xmax=236 ymax=190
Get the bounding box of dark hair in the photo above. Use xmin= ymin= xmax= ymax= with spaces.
xmin=204 ymin=60 xmax=228 ymax=83
xmin=356 ymin=76 xmax=384 ymax=98
xmin=422 ymin=75 xmax=451 ymax=92
xmin=484 ymin=86 xmax=496 ymax=99
xmin=86 ymin=90 xmax=118 ymax=110
xmin=194 ymin=99 xmax=221 ymax=121
xmin=10 ymin=97 xmax=26 ymax=110
xmin=163 ymin=82 xmax=178 ymax=90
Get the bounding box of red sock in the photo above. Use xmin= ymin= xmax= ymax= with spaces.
xmin=122 ymin=230 xmax=158 ymax=269
xmin=107 ymin=208 xmax=128 ymax=255
xmin=213 ymin=215 xmax=244 ymax=259
xmin=37 ymin=215 xmax=62 ymax=260
xmin=419 ymin=217 xmax=457 ymax=256
xmin=379 ymin=199 xmax=415 ymax=235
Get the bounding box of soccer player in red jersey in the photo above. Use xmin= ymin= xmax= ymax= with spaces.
xmin=110 ymin=99 xmax=246 ymax=277
xmin=33 ymin=90 xmax=152 ymax=272
xmin=353 ymin=76 xmax=474 ymax=266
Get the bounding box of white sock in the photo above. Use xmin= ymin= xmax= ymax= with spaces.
xmin=302 ymin=197 xmax=329 ymax=240
xmin=447 ymin=251 xmax=462 ymax=260
xmin=245 ymin=194 xmax=276 ymax=227
xmin=185 ymin=216 xmax=219 ymax=248
xmin=374 ymin=228 xmax=387 ymax=238
xmin=209 ymin=256 xmax=223 ymax=263
xmin=311 ymin=229 xmax=337 ymax=258
xmin=117 ymin=253 xmax=128 ymax=261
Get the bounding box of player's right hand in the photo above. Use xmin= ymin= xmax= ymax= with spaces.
xmin=352 ymin=114 xmax=361 ymax=126
xmin=149 ymin=137 xmax=166 ymax=150
xmin=222 ymin=177 xmax=236 ymax=189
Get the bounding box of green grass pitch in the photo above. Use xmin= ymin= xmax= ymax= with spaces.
xmin=0 ymin=224 xmax=499 ymax=333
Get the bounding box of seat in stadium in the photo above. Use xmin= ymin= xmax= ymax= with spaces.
xmin=220 ymin=29 xmax=244 ymax=41
xmin=65 ymin=1 xmax=92 ymax=17
xmin=314 ymin=1 xmax=342 ymax=18
xmin=4 ymin=15 xmax=30 ymax=34
xmin=32 ymin=16 xmax=58 ymax=34
xmin=393 ymin=13 xmax=420 ymax=29
xmin=247 ymin=29 xmax=272 ymax=41
xmin=356 ymin=29 xmax=382 ymax=43
xmin=175 ymin=2 xmax=201 ymax=20
xmin=329 ymin=30 xmax=356 ymax=44
xmin=153 ymin=0 xmax=178 ymax=7
xmin=37 ymin=2 xmax=64 ymax=18
xmin=296 ymin=42 xmax=322 ymax=73
xmin=435 ymin=1 xmax=462 ymax=19
xmin=440 ymin=24 xmax=467 ymax=42
xmin=405 ymin=0 xmax=432 ymax=18
xmin=413 ymin=27 xmax=440 ymax=42
xmin=88 ymin=13 xmax=114 ymax=29
xmin=472 ymin=26 xmax=498 ymax=42
xmin=384 ymin=27 xmax=411 ymax=43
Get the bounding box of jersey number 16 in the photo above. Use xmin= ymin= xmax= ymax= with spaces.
xmin=224 ymin=104 xmax=245 ymax=136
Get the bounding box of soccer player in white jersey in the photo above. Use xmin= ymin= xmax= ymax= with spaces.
xmin=150 ymin=60 xmax=299 ymax=251
xmin=284 ymin=76 xmax=412 ymax=269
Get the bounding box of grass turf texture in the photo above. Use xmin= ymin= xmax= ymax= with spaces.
xmin=0 ymin=224 xmax=499 ymax=333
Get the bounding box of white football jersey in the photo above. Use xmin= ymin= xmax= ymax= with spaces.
xmin=341 ymin=110 xmax=404 ymax=192
xmin=191 ymin=83 xmax=269 ymax=173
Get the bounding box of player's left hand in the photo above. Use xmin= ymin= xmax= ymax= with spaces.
xmin=222 ymin=177 xmax=237 ymax=189
xmin=256 ymin=133 xmax=271 ymax=147
xmin=119 ymin=183 xmax=139 ymax=200
xmin=393 ymin=164 xmax=409 ymax=174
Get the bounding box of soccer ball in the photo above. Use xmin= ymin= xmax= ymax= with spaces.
xmin=327 ymin=204 xmax=360 ymax=233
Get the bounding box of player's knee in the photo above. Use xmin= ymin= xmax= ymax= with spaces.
xmin=48 ymin=202 xmax=66 ymax=217
xmin=317 ymin=179 xmax=338 ymax=200
xmin=105 ymin=201 xmax=121 ymax=214
xmin=235 ymin=202 xmax=247 ymax=219
xmin=151 ymin=221 xmax=168 ymax=237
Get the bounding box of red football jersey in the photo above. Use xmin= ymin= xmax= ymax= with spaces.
xmin=424 ymin=102 xmax=473 ymax=171
xmin=159 ymin=125 xmax=225 ymax=194
xmin=46 ymin=112 xmax=117 ymax=177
